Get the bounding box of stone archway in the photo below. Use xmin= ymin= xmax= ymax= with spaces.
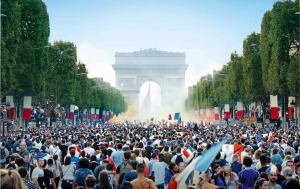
xmin=112 ymin=48 xmax=188 ymax=111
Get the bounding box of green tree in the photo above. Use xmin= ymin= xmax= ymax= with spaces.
xmin=1 ymin=0 xmax=21 ymax=96
xmin=242 ymin=32 xmax=264 ymax=102
xmin=17 ymin=0 xmax=49 ymax=100
xmin=224 ymin=52 xmax=243 ymax=103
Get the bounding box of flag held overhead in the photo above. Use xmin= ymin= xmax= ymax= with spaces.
xmin=174 ymin=112 xmax=180 ymax=120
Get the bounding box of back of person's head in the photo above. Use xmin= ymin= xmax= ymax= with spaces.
xmin=0 ymin=169 xmax=27 ymax=189
xmin=41 ymin=145 xmax=46 ymax=152
xmin=215 ymin=152 xmax=221 ymax=160
xmin=10 ymin=155 xmax=16 ymax=161
xmin=78 ymin=158 xmax=90 ymax=168
xmin=81 ymin=151 xmax=86 ymax=157
xmin=99 ymin=172 xmax=110 ymax=186
xmin=283 ymin=167 xmax=293 ymax=177
xmin=133 ymin=149 xmax=140 ymax=156
xmin=106 ymin=163 xmax=114 ymax=171
xmin=243 ymin=156 xmax=253 ymax=167
xmin=176 ymin=147 xmax=181 ymax=154
xmin=273 ymin=148 xmax=278 ymax=154
xmin=260 ymin=155 xmax=267 ymax=164
xmin=130 ymin=161 xmax=138 ymax=170
xmin=85 ymin=175 xmax=96 ymax=188
xmin=159 ymin=153 xmax=165 ymax=161
xmin=232 ymin=154 xmax=239 ymax=162
xmin=164 ymin=145 xmax=169 ymax=152
xmin=53 ymin=154 xmax=58 ymax=161
xmin=16 ymin=158 xmax=24 ymax=167
xmin=48 ymin=158 xmax=53 ymax=166
xmin=90 ymin=155 xmax=97 ymax=162
xmin=285 ymin=178 xmax=300 ymax=188
xmin=18 ymin=167 xmax=28 ymax=178
xmin=124 ymin=151 xmax=131 ymax=160
xmin=136 ymin=163 xmax=145 ymax=173
xmin=151 ymin=153 xmax=157 ymax=159
xmin=65 ymin=156 xmax=71 ymax=166
xmin=117 ymin=143 xmax=123 ymax=150
xmin=138 ymin=142 xmax=144 ymax=148
xmin=101 ymin=148 xmax=108 ymax=156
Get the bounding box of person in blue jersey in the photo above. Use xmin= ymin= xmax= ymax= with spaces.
xmin=238 ymin=156 xmax=259 ymax=189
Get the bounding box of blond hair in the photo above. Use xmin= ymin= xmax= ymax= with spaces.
xmin=0 ymin=169 xmax=27 ymax=189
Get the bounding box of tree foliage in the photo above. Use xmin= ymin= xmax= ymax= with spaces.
xmin=1 ymin=0 xmax=127 ymax=115
xmin=188 ymin=0 xmax=299 ymax=111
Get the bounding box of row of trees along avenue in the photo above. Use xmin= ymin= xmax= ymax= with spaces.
xmin=1 ymin=0 xmax=127 ymax=115
xmin=187 ymin=0 xmax=299 ymax=112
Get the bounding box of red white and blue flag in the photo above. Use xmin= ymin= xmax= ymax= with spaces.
xmin=183 ymin=145 xmax=194 ymax=160
xmin=169 ymin=139 xmax=227 ymax=189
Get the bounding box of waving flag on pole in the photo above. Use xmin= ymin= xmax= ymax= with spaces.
xmin=174 ymin=112 xmax=180 ymax=120
xmin=169 ymin=139 xmax=228 ymax=189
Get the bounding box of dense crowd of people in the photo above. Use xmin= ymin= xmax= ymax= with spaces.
xmin=0 ymin=122 xmax=300 ymax=189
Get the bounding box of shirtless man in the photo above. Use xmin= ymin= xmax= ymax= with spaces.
xmin=130 ymin=163 xmax=157 ymax=189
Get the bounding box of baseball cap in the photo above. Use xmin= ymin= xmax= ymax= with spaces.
xmin=70 ymin=149 xmax=76 ymax=155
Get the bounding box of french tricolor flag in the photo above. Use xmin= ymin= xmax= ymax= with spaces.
xmin=268 ymin=130 xmax=275 ymax=141
xmin=23 ymin=93 xmax=32 ymax=121
xmin=168 ymin=139 xmax=228 ymax=189
xmin=183 ymin=145 xmax=194 ymax=159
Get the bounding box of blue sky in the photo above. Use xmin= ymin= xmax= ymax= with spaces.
xmin=43 ymin=0 xmax=276 ymax=90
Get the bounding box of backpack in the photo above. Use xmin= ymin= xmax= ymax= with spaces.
xmin=77 ymin=168 xmax=90 ymax=187
xmin=0 ymin=147 xmax=5 ymax=160
xmin=175 ymin=154 xmax=183 ymax=165
xmin=119 ymin=161 xmax=131 ymax=175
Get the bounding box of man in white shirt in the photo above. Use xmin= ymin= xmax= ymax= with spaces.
xmin=84 ymin=142 xmax=95 ymax=156
xmin=32 ymin=157 xmax=46 ymax=189
xmin=50 ymin=142 xmax=61 ymax=158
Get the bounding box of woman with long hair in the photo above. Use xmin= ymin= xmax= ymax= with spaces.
xmin=95 ymin=172 xmax=112 ymax=189
xmin=60 ymin=156 xmax=75 ymax=189
xmin=222 ymin=164 xmax=239 ymax=189
xmin=53 ymin=154 xmax=61 ymax=188
xmin=254 ymin=178 xmax=268 ymax=189
xmin=0 ymin=169 xmax=27 ymax=189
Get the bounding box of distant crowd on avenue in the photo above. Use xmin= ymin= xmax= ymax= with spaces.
xmin=1 ymin=122 xmax=300 ymax=189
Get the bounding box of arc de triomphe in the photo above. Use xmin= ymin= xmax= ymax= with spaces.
xmin=112 ymin=49 xmax=188 ymax=111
